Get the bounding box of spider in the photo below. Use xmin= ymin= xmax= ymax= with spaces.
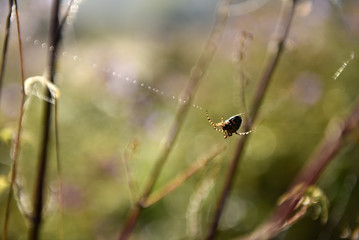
xmin=206 ymin=110 xmax=252 ymax=139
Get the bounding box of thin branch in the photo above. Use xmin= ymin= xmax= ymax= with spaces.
xmin=118 ymin=0 xmax=232 ymax=239
xmin=240 ymin=99 xmax=359 ymax=240
xmin=34 ymin=3 xmax=74 ymax=237
xmin=140 ymin=0 xmax=232 ymax=203
xmin=122 ymin=140 xmax=140 ymax=205
xmin=143 ymin=144 xmax=226 ymax=208
xmin=2 ymin=0 xmax=27 ymax=239
xmin=57 ymin=0 xmax=74 ymax=41
xmin=206 ymin=1 xmax=298 ymax=239
xmin=28 ymin=0 xmax=62 ymax=239
xmin=233 ymin=31 xmax=253 ymax=114
xmin=54 ymin=100 xmax=63 ymax=240
xmin=0 ymin=0 xmax=14 ymax=102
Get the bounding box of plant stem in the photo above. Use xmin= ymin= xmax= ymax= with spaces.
xmin=28 ymin=0 xmax=62 ymax=239
xmin=118 ymin=0 xmax=232 ymax=239
xmin=2 ymin=0 xmax=26 ymax=239
xmin=206 ymin=1 xmax=297 ymax=239
xmin=54 ymin=100 xmax=64 ymax=240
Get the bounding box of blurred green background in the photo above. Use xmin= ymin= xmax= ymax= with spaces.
xmin=0 ymin=0 xmax=359 ymax=239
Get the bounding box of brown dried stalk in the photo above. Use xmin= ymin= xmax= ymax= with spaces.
xmin=118 ymin=0 xmax=232 ymax=239
xmin=2 ymin=0 xmax=27 ymax=239
xmin=233 ymin=31 xmax=253 ymax=114
xmin=206 ymin=0 xmax=298 ymax=239
xmin=240 ymin=99 xmax=359 ymax=240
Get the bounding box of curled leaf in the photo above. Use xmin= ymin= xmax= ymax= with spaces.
xmin=304 ymin=186 xmax=329 ymax=224
xmin=24 ymin=75 xmax=60 ymax=104
xmin=279 ymin=184 xmax=329 ymax=229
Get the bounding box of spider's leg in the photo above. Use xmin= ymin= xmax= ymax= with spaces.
xmin=213 ymin=126 xmax=224 ymax=132
xmin=206 ymin=110 xmax=224 ymax=128
xmin=221 ymin=129 xmax=230 ymax=139
xmin=238 ymin=129 xmax=254 ymax=135
xmin=206 ymin=110 xmax=218 ymax=127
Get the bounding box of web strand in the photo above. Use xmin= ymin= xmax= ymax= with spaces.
xmin=21 ymin=35 xmax=205 ymax=111
xmin=333 ymin=51 xmax=355 ymax=80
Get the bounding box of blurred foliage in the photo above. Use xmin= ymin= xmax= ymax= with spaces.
xmin=1 ymin=0 xmax=359 ymax=239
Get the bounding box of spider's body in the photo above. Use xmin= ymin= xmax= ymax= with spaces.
xmin=206 ymin=110 xmax=251 ymax=139
xmin=221 ymin=115 xmax=242 ymax=136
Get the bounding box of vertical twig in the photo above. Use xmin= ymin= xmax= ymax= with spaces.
xmin=28 ymin=0 xmax=62 ymax=239
xmin=0 ymin=0 xmax=14 ymax=101
xmin=54 ymin=100 xmax=64 ymax=240
xmin=53 ymin=3 xmax=73 ymax=238
xmin=233 ymin=31 xmax=253 ymax=114
xmin=118 ymin=0 xmax=232 ymax=239
xmin=206 ymin=1 xmax=298 ymax=239
xmin=2 ymin=0 xmax=27 ymax=239
xmin=240 ymin=99 xmax=359 ymax=240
